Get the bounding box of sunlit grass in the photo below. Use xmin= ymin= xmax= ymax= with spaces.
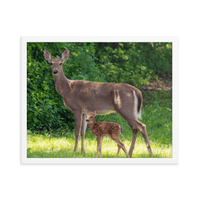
xmin=27 ymin=131 xmax=172 ymax=158
xmin=27 ymin=90 xmax=172 ymax=158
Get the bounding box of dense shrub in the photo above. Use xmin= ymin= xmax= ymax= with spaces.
xmin=95 ymin=42 xmax=172 ymax=88
xmin=27 ymin=42 xmax=172 ymax=131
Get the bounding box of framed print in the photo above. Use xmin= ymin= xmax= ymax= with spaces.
xmin=21 ymin=36 xmax=178 ymax=164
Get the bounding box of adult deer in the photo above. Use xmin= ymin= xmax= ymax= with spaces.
xmin=44 ymin=49 xmax=153 ymax=157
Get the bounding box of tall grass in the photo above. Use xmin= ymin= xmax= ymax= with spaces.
xmin=27 ymin=90 xmax=172 ymax=158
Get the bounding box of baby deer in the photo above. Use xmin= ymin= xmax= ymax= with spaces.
xmin=83 ymin=109 xmax=130 ymax=158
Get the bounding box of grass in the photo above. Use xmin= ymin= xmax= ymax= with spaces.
xmin=27 ymin=90 xmax=172 ymax=158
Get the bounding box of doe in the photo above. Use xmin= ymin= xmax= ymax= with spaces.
xmin=44 ymin=49 xmax=153 ymax=157
xmin=84 ymin=109 xmax=130 ymax=158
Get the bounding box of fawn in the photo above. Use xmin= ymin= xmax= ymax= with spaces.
xmin=83 ymin=109 xmax=130 ymax=158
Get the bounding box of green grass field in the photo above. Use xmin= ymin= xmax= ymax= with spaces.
xmin=27 ymin=90 xmax=172 ymax=158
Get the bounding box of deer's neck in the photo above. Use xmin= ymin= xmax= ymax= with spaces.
xmin=54 ymin=70 xmax=70 ymax=97
xmin=88 ymin=122 xmax=96 ymax=132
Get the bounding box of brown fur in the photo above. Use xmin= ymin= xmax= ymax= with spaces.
xmin=43 ymin=49 xmax=153 ymax=157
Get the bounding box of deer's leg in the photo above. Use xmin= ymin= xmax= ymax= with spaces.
xmin=111 ymin=135 xmax=129 ymax=158
xmin=128 ymin=128 xmax=139 ymax=157
xmin=96 ymin=135 xmax=101 ymax=158
xmin=80 ymin=113 xmax=87 ymax=154
xmin=113 ymin=103 xmax=153 ymax=157
xmin=132 ymin=120 xmax=154 ymax=157
xmin=73 ymin=111 xmax=82 ymax=153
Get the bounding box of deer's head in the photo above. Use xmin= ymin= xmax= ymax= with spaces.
xmin=83 ymin=109 xmax=100 ymax=124
xmin=44 ymin=49 xmax=70 ymax=76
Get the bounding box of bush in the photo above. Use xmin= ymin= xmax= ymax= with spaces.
xmin=95 ymin=42 xmax=172 ymax=88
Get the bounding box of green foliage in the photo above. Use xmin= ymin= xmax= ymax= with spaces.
xmin=95 ymin=42 xmax=172 ymax=88
xmin=27 ymin=42 xmax=172 ymax=131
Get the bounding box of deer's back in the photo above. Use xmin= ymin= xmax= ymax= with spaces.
xmin=91 ymin=121 xmax=122 ymax=136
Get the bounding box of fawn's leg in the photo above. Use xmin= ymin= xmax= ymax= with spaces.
xmin=100 ymin=136 xmax=103 ymax=158
xmin=116 ymin=145 xmax=121 ymax=158
xmin=111 ymin=135 xmax=129 ymax=158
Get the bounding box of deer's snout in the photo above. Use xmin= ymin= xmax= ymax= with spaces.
xmin=53 ymin=69 xmax=58 ymax=75
xmin=86 ymin=119 xmax=89 ymax=122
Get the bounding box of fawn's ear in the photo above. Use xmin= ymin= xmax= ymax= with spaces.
xmin=44 ymin=49 xmax=52 ymax=62
xmin=61 ymin=49 xmax=70 ymax=62
xmin=95 ymin=110 xmax=100 ymax=115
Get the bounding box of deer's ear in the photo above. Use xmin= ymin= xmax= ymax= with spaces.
xmin=95 ymin=110 xmax=100 ymax=115
xmin=44 ymin=49 xmax=52 ymax=62
xmin=61 ymin=49 xmax=70 ymax=62
xmin=83 ymin=108 xmax=88 ymax=114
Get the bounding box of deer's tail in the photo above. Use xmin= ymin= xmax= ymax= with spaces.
xmin=119 ymin=125 xmax=123 ymax=136
xmin=133 ymin=89 xmax=142 ymax=119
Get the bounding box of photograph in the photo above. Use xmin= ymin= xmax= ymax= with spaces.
xmin=21 ymin=37 xmax=178 ymax=164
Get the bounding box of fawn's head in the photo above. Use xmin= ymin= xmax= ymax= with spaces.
xmin=83 ymin=109 xmax=100 ymax=124
xmin=44 ymin=49 xmax=70 ymax=76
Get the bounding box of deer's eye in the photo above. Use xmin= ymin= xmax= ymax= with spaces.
xmin=91 ymin=116 xmax=93 ymax=118
xmin=50 ymin=63 xmax=53 ymax=65
xmin=59 ymin=63 xmax=62 ymax=65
